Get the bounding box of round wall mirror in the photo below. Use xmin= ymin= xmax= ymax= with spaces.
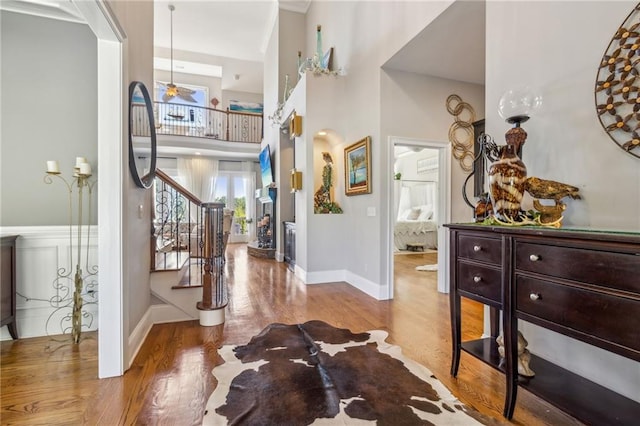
xmin=128 ymin=81 xmax=157 ymax=188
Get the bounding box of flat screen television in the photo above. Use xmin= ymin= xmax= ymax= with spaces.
xmin=259 ymin=145 xmax=274 ymax=188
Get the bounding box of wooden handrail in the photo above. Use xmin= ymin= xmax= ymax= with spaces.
xmin=225 ymin=108 xmax=263 ymax=118
xmin=155 ymin=169 xmax=202 ymax=206
xmin=150 ymin=101 xmax=263 ymax=143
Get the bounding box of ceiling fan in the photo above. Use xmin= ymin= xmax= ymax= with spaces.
xmin=160 ymin=4 xmax=197 ymax=104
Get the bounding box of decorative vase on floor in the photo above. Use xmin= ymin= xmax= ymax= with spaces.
xmin=488 ymin=144 xmax=527 ymax=220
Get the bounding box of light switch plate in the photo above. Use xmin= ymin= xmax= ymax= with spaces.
xmin=367 ymin=207 xmax=376 ymax=217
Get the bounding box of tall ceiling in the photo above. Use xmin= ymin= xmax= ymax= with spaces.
xmin=153 ymin=1 xmax=276 ymax=63
xmin=152 ymin=1 xmax=312 ymax=94
xmin=384 ymin=0 xmax=485 ymax=85
xmin=154 ymin=0 xmax=485 ymax=92
xmin=156 ymin=0 xmax=485 ymax=92
xmin=2 ymin=0 xmax=485 ymax=93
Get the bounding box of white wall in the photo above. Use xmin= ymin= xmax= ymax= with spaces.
xmin=485 ymin=0 xmax=639 ymax=402
xmin=263 ymin=14 xmax=280 ymax=258
xmin=0 ymin=11 xmax=98 ymax=227
xmin=277 ymin=10 xmax=306 ymax=253
xmin=382 ymin=69 xmax=485 ymax=223
xmin=154 ymin=46 xmax=264 ymax=95
xmin=395 ymin=149 xmax=439 ymax=183
xmin=154 ymin=68 xmax=221 ymax=104
xmin=0 ymin=227 xmax=98 ymax=341
xmin=221 ymin=89 xmax=263 ymax=111
xmin=283 ymin=0 xmax=640 ymax=403
xmin=259 ymin=1 xmax=461 ymax=295
xmin=485 ymin=0 xmax=639 ymax=231
xmin=107 ymin=0 xmax=155 ymax=367
xmin=152 ymin=70 xmax=264 ymax=113
xmin=297 ymin=1 xmax=455 ymax=298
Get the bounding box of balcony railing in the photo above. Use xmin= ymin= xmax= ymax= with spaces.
xmin=162 ymin=103 xmax=263 ymax=143
xmin=152 ymin=170 xmax=234 ymax=307
xmin=152 ymin=169 xmax=204 ymax=287
xmin=131 ymin=102 xmax=263 ymax=143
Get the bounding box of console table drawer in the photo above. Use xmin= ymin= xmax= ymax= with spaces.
xmin=515 ymin=242 xmax=640 ymax=294
xmin=458 ymin=235 xmax=502 ymax=265
xmin=516 ymin=276 xmax=640 ymax=358
xmin=458 ymin=262 xmax=501 ymax=303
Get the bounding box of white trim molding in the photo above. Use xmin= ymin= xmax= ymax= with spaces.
xmin=302 ymin=268 xmax=387 ymax=301
xmin=0 ymin=226 xmax=99 ymax=341
xmin=387 ymin=136 xmax=452 ymax=297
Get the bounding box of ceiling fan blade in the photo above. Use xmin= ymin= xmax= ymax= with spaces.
xmin=177 ymin=87 xmax=197 ymax=103
xmin=177 ymin=93 xmax=197 ymax=103
xmin=162 ymin=92 xmax=175 ymax=102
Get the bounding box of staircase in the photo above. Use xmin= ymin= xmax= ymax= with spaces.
xmin=150 ymin=170 xmax=232 ymax=322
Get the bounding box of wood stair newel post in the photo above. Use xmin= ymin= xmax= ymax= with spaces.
xmin=197 ymin=202 xmax=227 ymax=326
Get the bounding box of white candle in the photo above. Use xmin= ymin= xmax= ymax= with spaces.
xmin=46 ymin=160 xmax=60 ymax=173
xmin=75 ymin=157 xmax=87 ymax=167
xmin=79 ymin=163 xmax=92 ymax=175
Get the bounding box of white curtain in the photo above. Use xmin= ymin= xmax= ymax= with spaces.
xmin=393 ymin=180 xmax=402 ymax=223
xmin=177 ymin=157 xmax=219 ymax=202
xmin=397 ymin=186 xmax=411 ymax=221
xmin=241 ymin=161 xmax=256 ymax=241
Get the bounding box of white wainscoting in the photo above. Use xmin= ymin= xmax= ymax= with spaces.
xmin=0 ymin=226 xmax=98 ymax=341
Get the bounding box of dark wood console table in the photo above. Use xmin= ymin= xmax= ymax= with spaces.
xmin=446 ymin=224 xmax=640 ymax=424
xmin=1 ymin=235 xmax=19 ymax=339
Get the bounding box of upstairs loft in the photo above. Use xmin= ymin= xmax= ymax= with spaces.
xmin=131 ymin=101 xmax=263 ymax=158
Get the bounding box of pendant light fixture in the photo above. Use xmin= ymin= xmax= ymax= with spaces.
xmin=165 ymin=4 xmax=178 ymax=98
xmin=162 ymin=4 xmax=196 ymax=103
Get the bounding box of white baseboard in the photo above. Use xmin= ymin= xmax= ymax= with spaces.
xmin=0 ymin=304 xmax=98 ymax=341
xmin=126 ymin=303 xmax=194 ymax=368
xmin=301 ymin=268 xmax=386 ymax=301
xmin=294 ymin=264 xmax=306 ymax=282
xmin=345 ymin=270 xmax=387 ymax=300
xmin=127 ymin=308 xmax=153 ymax=368
xmin=151 ymin=303 xmax=194 ymax=324
xmin=0 ymin=226 xmax=99 ymax=341
xmin=304 ymin=269 xmax=345 ymax=284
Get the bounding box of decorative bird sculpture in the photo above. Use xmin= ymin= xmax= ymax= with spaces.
xmin=524 ymin=177 xmax=581 ymax=202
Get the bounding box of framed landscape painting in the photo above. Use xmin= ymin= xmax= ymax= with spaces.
xmin=344 ymin=136 xmax=372 ymax=196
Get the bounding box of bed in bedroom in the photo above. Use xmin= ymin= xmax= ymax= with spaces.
xmin=394 ymin=180 xmax=438 ymax=251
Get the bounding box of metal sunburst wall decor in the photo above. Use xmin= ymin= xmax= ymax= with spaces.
xmin=595 ymin=2 xmax=640 ymax=158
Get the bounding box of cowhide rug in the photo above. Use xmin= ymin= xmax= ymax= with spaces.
xmin=203 ymin=320 xmax=490 ymax=425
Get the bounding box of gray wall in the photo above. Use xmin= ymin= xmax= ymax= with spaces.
xmin=484 ymin=0 xmax=639 ymax=401
xmin=107 ymin=0 xmax=155 ymax=366
xmin=1 ymin=11 xmax=97 ymax=226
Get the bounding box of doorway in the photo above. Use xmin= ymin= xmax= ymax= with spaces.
xmin=387 ymin=137 xmax=451 ymax=297
xmin=214 ymin=172 xmax=255 ymax=243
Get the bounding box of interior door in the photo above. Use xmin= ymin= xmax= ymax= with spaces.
xmin=214 ymin=173 xmax=254 ymax=243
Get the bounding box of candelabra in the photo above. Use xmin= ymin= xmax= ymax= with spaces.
xmin=44 ymin=157 xmax=98 ymax=343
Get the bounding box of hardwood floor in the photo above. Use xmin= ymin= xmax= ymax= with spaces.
xmin=1 ymin=244 xmax=582 ymax=425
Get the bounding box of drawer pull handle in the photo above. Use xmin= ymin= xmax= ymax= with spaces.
xmin=473 ymin=275 xmax=482 ymax=283
xmin=473 ymin=245 xmax=481 ymax=252
xmin=529 ymin=293 xmax=541 ymax=301
xmin=529 ymin=254 xmax=540 ymax=262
